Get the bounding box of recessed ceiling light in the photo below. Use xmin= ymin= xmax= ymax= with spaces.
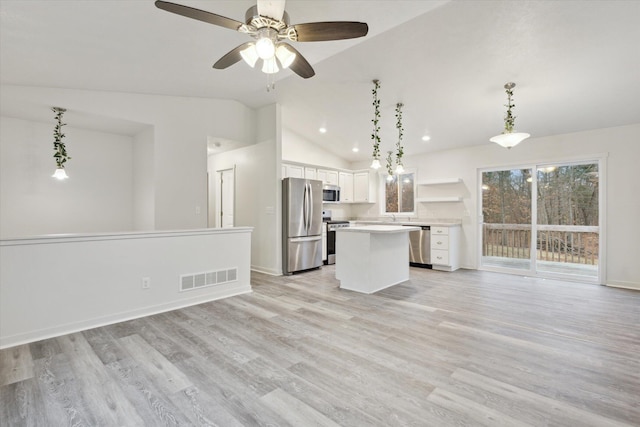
xmin=319 ymin=127 xmax=327 ymax=134
xmin=421 ymin=135 xmax=431 ymax=142
xmin=352 ymin=147 xmax=359 ymax=152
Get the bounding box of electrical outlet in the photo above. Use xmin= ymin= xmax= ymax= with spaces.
xmin=141 ymin=277 xmax=151 ymax=289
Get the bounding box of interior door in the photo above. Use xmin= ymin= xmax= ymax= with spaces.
xmin=217 ymin=168 xmax=235 ymax=228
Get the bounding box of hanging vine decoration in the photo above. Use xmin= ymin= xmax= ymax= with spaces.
xmin=503 ymin=83 xmax=516 ymax=133
xmin=386 ymin=150 xmax=394 ymax=177
xmin=52 ymin=107 xmax=71 ymax=169
xmin=395 ymin=102 xmax=404 ymax=168
xmin=371 ymin=79 xmax=381 ymax=163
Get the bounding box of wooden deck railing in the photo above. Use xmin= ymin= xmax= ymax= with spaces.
xmin=483 ymin=224 xmax=599 ymax=265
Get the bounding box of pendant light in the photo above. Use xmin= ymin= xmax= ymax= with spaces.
xmin=370 ymin=79 xmax=381 ymax=169
xmin=490 ymin=82 xmax=530 ymax=149
xmin=51 ymin=107 xmax=70 ymax=180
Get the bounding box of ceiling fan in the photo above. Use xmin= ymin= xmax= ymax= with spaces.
xmin=155 ymin=0 xmax=369 ymax=79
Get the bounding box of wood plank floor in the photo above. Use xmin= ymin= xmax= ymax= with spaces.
xmin=1 ymin=267 xmax=639 ymax=426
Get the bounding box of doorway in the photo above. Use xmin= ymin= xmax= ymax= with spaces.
xmin=480 ymin=160 xmax=602 ymax=283
xmin=217 ymin=167 xmax=235 ymax=228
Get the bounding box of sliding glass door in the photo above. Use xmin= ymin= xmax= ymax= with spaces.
xmin=481 ymin=168 xmax=533 ymax=271
xmin=536 ymin=163 xmax=599 ymax=278
xmin=481 ymin=161 xmax=601 ymax=282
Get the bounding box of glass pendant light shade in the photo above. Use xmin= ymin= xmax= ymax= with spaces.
xmin=256 ymin=37 xmax=275 ymax=60
xmin=275 ymin=44 xmax=296 ymax=69
xmin=261 ymin=57 xmax=279 ymax=74
xmin=240 ymin=44 xmax=259 ymax=68
xmin=395 ymin=164 xmax=405 ymax=174
xmin=52 ymin=168 xmax=69 ymax=180
xmin=489 ymin=132 xmax=530 ymax=149
xmin=370 ymin=158 xmax=381 ymax=169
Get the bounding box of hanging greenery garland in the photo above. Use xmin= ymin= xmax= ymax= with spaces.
xmin=386 ymin=150 xmax=394 ymax=177
xmin=371 ymin=79 xmax=381 ymax=163
xmin=503 ymin=83 xmax=516 ymax=133
xmin=395 ymin=102 xmax=404 ymax=167
xmin=52 ymin=107 xmax=71 ymax=169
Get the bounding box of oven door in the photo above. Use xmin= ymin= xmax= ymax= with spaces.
xmin=326 ymin=228 xmax=337 ymax=264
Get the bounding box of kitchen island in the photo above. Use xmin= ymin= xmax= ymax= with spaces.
xmin=335 ymin=225 xmax=419 ymax=294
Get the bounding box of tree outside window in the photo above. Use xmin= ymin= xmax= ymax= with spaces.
xmin=384 ymin=172 xmax=415 ymax=214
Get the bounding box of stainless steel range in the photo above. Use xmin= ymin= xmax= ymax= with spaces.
xmin=325 ymin=220 xmax=349 ymax=265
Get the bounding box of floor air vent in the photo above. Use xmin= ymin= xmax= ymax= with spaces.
xmin=180 ymin=267 xmax=238 ymax=292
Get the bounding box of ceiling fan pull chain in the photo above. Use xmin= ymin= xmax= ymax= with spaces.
xmin=266 ymin=73 xmax=276 ymax=92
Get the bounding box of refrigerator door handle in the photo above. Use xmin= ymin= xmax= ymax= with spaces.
xmin=303 ymin=183 xmax=309 ymax=232
xmin=307 ymin=182 xmax=313 ymax=232
xmin=290 ymin=235 xmax=322 ymax=243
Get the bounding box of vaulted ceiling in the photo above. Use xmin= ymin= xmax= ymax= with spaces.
xmin=1 ymin=1 xmax=639 ymax=162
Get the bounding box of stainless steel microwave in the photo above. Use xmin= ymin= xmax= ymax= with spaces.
xmin=322 ymin=184 xmax=340 ymax=202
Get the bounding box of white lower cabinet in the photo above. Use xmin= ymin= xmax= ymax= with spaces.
xmin=431 ymin=226 xmax=460 ymax=271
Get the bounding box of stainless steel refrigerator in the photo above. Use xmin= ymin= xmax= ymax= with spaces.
xmin=282 ymin=177 xmax=323 ymax=275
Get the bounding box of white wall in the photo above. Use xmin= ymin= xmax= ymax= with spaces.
xmin=1 ymin=85 xmax=255 ymax=232
xmin=133 ymin=127 xmax=155 ymax=230
xmin=352 ymin=124 xmax=640 ymax=288
xmin=0 ymin=228 xmax=253 ymax=348
xmin=209 ymin=104 xmax=281 ymax=275
xmin=282 ymin=127 xmax=351 ymax=169
xmin=0 ymin=116 xmax=135 ymax=238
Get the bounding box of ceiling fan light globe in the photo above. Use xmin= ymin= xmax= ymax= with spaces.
xmin=262 ymin=57 xmax=279 ymax=74
xmin=256 ymin=37 xmax=275 ymax=60
xmin=275 ymin=44 xmax=296 ymax=69
xmin=240 ymin=44 xmax=259 ymax=68
xmin=490 ymin=132 xmax=530 ymax=148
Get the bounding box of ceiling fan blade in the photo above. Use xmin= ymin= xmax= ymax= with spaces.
xmin=291 ymin=22 xmax=369 ymax=42
xmin=282 ymin=44 xmax=315 ymax=79
xmin=155 ymin=0 xmax=244 ymax=31
xmin=213 ymin=42 xmax=253 ymax=69
xmin=257 ymin=0 xmax=286 ymax=21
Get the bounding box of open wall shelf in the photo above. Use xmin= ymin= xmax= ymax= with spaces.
xmin=418 ymin=178 xmax=463 ymax=185
xmin=416 ymin=196 xmax=463 ymax=203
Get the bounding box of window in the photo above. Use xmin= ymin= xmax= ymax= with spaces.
xmin=384 ymin=172 xmax=415 ymax=214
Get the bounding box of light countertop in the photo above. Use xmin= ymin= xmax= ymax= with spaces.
xmin=336 ymin=225 xmax=420 ymax=233
xmin=353 ymin=220 xmax=461 ymax=227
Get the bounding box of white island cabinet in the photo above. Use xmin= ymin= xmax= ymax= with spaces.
xmin=335 ymin=225 xmax=419 ymax=294
xmin=431 ymin=225 xmax=461 ymax=271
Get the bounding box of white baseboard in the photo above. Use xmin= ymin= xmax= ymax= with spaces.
xmin=251 ymin=265 xmax=282 ymax=276
xmin=0 ymin=283 xmax=251 ymax=350
xmin=606 ymin=281 xmax=640 ymax=291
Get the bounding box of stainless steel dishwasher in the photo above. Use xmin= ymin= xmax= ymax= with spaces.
xmin=404 ymin=225 xmax=431 ymax=268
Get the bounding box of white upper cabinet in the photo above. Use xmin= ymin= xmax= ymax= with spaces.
xmin=353 ymin=171 xmax=377 ymax=203
xmin=318 ymin=169 xmax=338 ymax=186
xmin=282 ymin=163 xmax=304 ymax=179
xmin=339 ymin=172 xmax=354 ymax=202
xmin=305 ymin=167 xmax=317 ymax=180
